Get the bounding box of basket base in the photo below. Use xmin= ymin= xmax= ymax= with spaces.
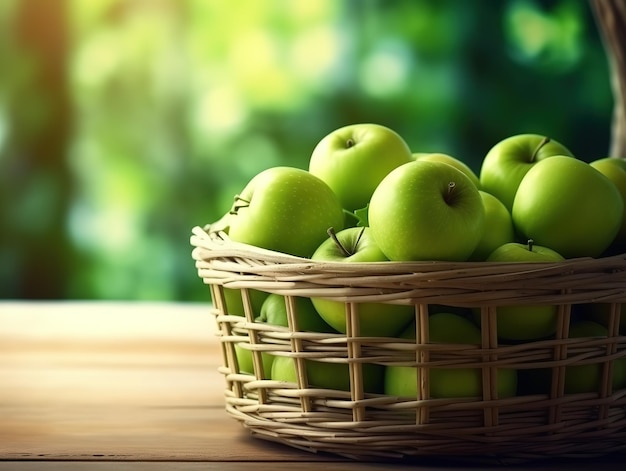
xmin=245 ymin=425 xmax=626 ymax=465
xmin=225 ymin=404 xmax=626 ymax=464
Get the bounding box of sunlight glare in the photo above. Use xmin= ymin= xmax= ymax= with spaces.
xmin=193 ymin=84 xmax=247 ymax=136
xmin=360 ymin=40 xmax=412 ymax=97
xmin=290 ymin=26 xmax=345 ymax=87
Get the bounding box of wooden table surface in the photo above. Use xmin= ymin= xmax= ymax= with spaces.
xmin=1 ymin=301 xmax=625 ymax=470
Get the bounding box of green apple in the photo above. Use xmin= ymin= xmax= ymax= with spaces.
xmin=218 ymin=289 xmax=272 ymax=377
xmin=601 ymin=158 xmax=626 ymax=171
xmin=475 ymin=240 xmax=565 ymax=341
xmin=396 ymin=312 xmax=482 ymax=343
xmin=487 ymin=239 xmax=565 ymax=261
xmin=258 ymin=293 xmax=335 ymax=333
xmin=564 ymin=321 xmax=626 ymax=393
xmin=413 ymin=152 xmax=480 ymax=189
xmin=220 ymin=288 xmax=269 ymax=317
xmin=585 ymin=302 xmax=626 ymax=335
xmin=228 ymin=166 xmax=345 ymax=258
xmin=479 ymin=134 xmax=574 ymax=211
xmin=512 ymin=156 xmax=623 ymax=258
xmin=270 ymin=354 xmax=384 ymax=393
xmin=395 ymin=308 xmax=474 ymax=342
xmin=384 ymin=312 xmax=518 ymax=399
xmin=310 ymin=227 xmax=414 ymax=337
xmin=590 ymin=157 xmax=626 ymax=172
xmin=427 ymin=304 xmax=473 ymax=319
xmin=590 ymin=157 xmax=626 ymax=247
xmin=368 ymin=160 xmax=485 ymax=261
xmin=308 ymin=123 xmax=413 ymax=213
xmin=469 ymin=191 xmax=516 ymax=261
xmin=234 ymin=343 xmax=275 ymax=378
xmin=386 ymin=365 xmax=518 ymax=400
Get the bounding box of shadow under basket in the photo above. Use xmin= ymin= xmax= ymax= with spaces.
xmin=190 ymin=224 xmax=626 ymax=463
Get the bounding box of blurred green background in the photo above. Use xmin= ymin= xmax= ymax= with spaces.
xmin=0 ymin=0 xmax=615 ymax=301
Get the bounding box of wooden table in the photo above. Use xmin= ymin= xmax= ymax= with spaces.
xmin=1 ymin=301 xmax=624 ymax=470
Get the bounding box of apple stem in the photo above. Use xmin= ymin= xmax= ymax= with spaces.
xmin=445 ymin=181 xmax=456 ymax=202
xmin=229 ymin=194 xmax=250 ymax=215
xmin=531 ymin=137 xmax=551 ymax=162
xmin=355 ymin=226 xmax=366 ymax=247
xmin=327 ymin=227 xmax=352 ymax=257
xmin=345 ymin=138 xmax=355 ymax=148
xmin=527 ymin=239 xmax=534 ymax=252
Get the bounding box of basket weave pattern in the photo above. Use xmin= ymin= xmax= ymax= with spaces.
xmin=191 ymin=225 xmax=626 ymax=461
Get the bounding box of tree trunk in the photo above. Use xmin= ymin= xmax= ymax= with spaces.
xmin=5 ymin=0 xmax=73 ymax=298
xmin=591 ymin=0 xmax=626 ymax=158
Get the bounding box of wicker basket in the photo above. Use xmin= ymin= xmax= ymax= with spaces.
xmin=190 ymin=224 xmax=626 ymax=462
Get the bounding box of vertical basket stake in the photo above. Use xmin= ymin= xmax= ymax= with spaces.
xmin=211 ymin=284 xmax=245 ymax=400
xmin=416 ymin=303 xmax=430 ymax=425
xmin=345 ymin=301 xmax=365 ymax=423
xmin=285 ymin=294 xmax=312 ymax=414
xmin=598 ymin=302 xmax=621 ymax=421
xmin=480 ymin=305 xmax=499 ymax=429
xmin=241 ymin=288 xmax=268 ymax=404
xmin=549 ymin=301 xmax=571 ymax=426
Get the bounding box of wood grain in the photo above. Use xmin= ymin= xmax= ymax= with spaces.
xmin=0 ymin=302 xmax=318 ymax=462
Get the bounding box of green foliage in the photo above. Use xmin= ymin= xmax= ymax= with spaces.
xmin=0 ymin=0 xmax=614 ymax=300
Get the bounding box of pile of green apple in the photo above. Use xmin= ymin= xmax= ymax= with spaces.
xmin=212 ymin=123 xmax=626 ymax=399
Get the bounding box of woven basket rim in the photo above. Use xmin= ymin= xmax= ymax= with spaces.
xmin=191 ymin=223 xmax=626 ymax=270
xmin=191 ymin=224 xmax=626 ymax=307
